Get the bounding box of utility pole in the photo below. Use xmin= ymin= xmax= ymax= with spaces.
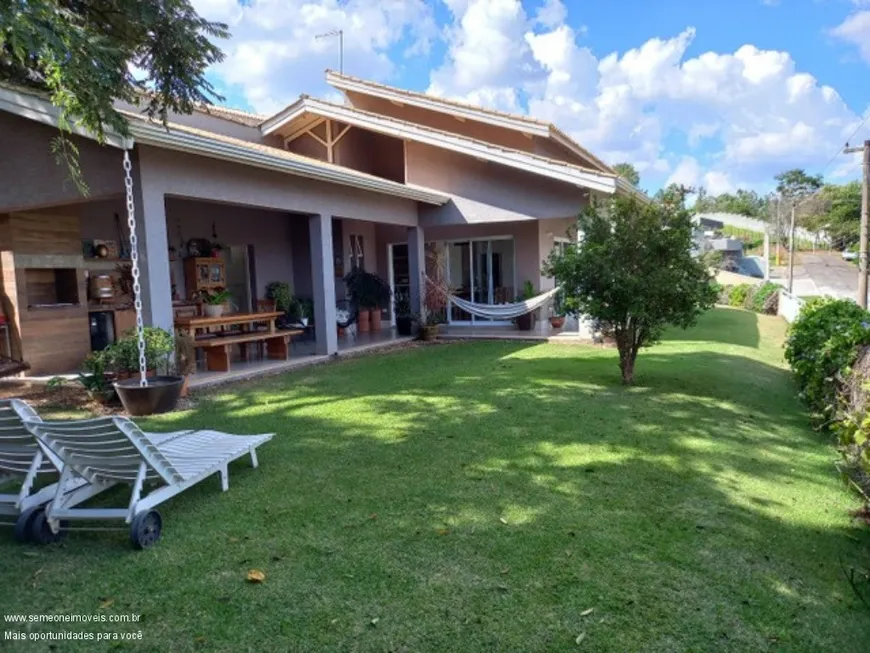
xmin=787 ymin=203 xmax=796 ymax=293
xmin=846 ymin=140 xmax=870 ymax=308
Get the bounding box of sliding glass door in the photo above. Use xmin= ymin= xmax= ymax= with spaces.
xmin=446 ymin=237 xmax=515 ymax=325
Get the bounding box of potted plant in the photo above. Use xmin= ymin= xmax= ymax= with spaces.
xmin=77 ymin=350 xmax=116 ymax=405
xmin=110 ymin=327 xmax=183 ymax=416
xmin=344 ymin=269 xmax=391 ymax=333
xmin=549 ymin=289 xmax=566 ymax=329
xmin=174 ymin=330 xmax=196 ymax=397
xmin=296 ymin=299 xmax=311 ymax=327
xmin=201 ymin=288 xmax=232 ymax=317
xmin=419 ymin=265 xmax=448 ymax=341
xmin=394 ymin=292 xmax=417 ymax=336
xmin=265 ymin=281 xmax=292 ymax=314
xmin=107 ymin=326 xmax=175 ymax=379
xmin=515 ymin=281 xmax=536 ymax=331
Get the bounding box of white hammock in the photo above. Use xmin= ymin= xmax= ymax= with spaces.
xmin=447 ymin=286 xmax=560 ymax=320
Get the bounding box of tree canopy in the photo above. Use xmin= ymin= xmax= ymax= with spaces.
xmin=0 ymin=0 xmax=228 ymax=189
xmin=693 ymin=187 xmax=769 ymax=219
xmin=613 ymin=162 xmax=640 ymax=187
xmin=544 ymin=195 xmax=717 ymax=384
xmin=774 ymin=168 xmax=823 ymax=199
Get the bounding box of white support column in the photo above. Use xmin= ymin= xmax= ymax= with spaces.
xmin=310 ymin=214 xmax=338 ymax=355
xmin=132 ymin=152 xmax=174 ymax=334
xmin=407 ymin=226 xmax=425 ymax=315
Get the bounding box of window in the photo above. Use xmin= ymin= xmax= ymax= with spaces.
xmin=349 ymin=234 xmax=365 ymax=271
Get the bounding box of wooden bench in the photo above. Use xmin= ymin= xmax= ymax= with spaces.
xmin=194 ymin=330 xmax=303 ymax=372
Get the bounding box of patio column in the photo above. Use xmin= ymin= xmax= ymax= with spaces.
xmin=407 ymin=226 xmax=425 ymax=315
xmin=132 ymin=154 xmax=174 ymax=334
xmin=310 ymin=213 xmax=338 ymax=355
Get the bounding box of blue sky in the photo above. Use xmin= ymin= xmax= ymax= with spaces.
xmin=195 ymin=0 xmax=870 ymax=193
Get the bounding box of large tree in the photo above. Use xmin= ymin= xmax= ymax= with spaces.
xmin=544 ymin=195 xmax=717 ymax=384
xmin=0 ymin=0 xmax=228 ymax=190
xmin=775 ymin=168 xmax=823 ymax=199
xmin=613 ymin=162 xmax=640 ymax=186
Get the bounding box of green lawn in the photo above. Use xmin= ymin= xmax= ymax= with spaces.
xmin=2 ymin=308 xmax=869 ymax=652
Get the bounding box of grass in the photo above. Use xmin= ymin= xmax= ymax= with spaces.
xmin=1 ymin=308 xmax=869 ymax=652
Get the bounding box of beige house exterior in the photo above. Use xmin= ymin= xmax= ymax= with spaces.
xmin=0 ymin=71 xmax=638 ymax=376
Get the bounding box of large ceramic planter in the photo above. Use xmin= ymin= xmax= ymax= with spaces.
xmin=396 ymin=316 xmax=415 ymax=336
xmin=203 ymin=304 xmax=225 ymax=318
xmin=357 ymin=309 xmax=371 ymax=333
xmin=370 ymin=310 xmax=383 ymax=332
xmin=516 ymin=313 xmax=534 ymax=331
xmin=419 ymin=324 xmax=439 ymax=341
xmin=114 ymin=376 xmax=184 ymax=416
xmin=549 ymin=316 xmax=565 ymax=329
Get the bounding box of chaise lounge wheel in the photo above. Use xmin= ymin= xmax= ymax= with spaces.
xmin=130 ymin=510 xmax=162 ymax=550
xmin=13 ymin=506 xmax=40 ymax=543
xmin=29 ymin=508 xmax=66 ymax=545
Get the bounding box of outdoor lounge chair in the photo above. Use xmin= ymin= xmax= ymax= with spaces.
xmin=22 ymin=415 xmax=272 ymax=548
xmin=0 ymin=399 xmax=119 ymax=543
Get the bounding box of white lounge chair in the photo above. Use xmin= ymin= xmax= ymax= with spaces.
xmin=0 ymin=399 xmax=108 ymax=543
xmin=23 ymin=416 xmax=273 ymax=548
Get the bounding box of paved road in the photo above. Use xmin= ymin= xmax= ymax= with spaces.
xmin=778 ymin=252 xmax=861 ymax=300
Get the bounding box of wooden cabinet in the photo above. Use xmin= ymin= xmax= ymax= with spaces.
xmin=184 ymin=257 xmax=225 ymax=298
xmin=113 ymin=309 xmax=137 ymax=338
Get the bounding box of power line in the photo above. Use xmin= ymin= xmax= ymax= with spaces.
xmin=821 ymin=110 xmax=870 ymax=176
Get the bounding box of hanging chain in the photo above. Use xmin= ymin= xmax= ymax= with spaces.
xmin=122 ymin=150 xmax=148 ymax=387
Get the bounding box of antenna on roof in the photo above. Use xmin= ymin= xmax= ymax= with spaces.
xmin=315 ymin=29 xmax=344 ymax=75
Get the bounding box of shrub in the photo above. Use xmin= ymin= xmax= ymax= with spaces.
xmin=107 ymin=326 xmax=174 ymax=374
xmin=265 ymin=281 xmax=292 ymax=314
xmin=751 ymin=282 xmax=780 ymax=314
xmin=716 ymin=284 xmax=732 ymax=305
xmin=728 ymin=284 xmax=752 ymax=307
xmin=784 ymin=298 xmax=870 ymax=415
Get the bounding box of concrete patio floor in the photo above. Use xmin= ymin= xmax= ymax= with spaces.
xmin=187 ymin=328 xmax=412 ymax=389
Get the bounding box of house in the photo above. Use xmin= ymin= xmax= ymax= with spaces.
xmin=0 ymin=71 xmax=637 ymax=377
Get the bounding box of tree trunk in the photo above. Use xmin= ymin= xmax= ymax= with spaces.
xmin=619 ymin=352 xmax=635 ymax=384
xmin=615 ymin=331 xmax=636 ymax=384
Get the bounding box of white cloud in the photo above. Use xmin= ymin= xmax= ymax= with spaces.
xmin=193 ymin=0 xmax=436 ymax=114
xmin=196 ymin=0 xmax=866 ymax=191
xmin=535 ymin=0 xmax=567 ymax=29
xmin=425 ymin=0 xmax=863 ymax=190
xmin=666 ymin=156 xmax=702 ymax=188
xmin=831 ymin=11 xmax=870 ymax=63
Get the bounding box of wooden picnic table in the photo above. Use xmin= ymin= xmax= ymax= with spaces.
xmin=174 ymin=312 xmax=301 ymax=372
xmin=174 ymin=311 xmax=283 ymax=337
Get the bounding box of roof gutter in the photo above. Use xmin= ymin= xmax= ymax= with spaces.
xmin=129 ymin=121 xmax=449 ymax=205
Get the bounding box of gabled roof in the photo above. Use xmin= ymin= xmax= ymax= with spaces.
xmin=262 ymin=96 xmax=619 ymax=194
xmin=0 ymin=83 xmax=448 ymax=205
xmin=325 ymin=70 xmax=615 ymax=175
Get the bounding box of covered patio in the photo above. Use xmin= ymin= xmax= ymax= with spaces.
xmin=0 ymin=96 xmax=442 ymax=381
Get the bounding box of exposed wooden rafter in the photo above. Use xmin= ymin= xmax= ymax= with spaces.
xmin=283 ymin=118 xmax=353 ymax=163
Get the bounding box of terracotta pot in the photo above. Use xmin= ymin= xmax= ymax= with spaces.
xmin=549 ymin=316 xmax=565 ymax=329
xmin=357 ymin=309 xmax=370 ymax=333
xmin=419 ymin=324 xmax=439 ymax=341
xmin=370 ymin=310 xmax=382 ymax=332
